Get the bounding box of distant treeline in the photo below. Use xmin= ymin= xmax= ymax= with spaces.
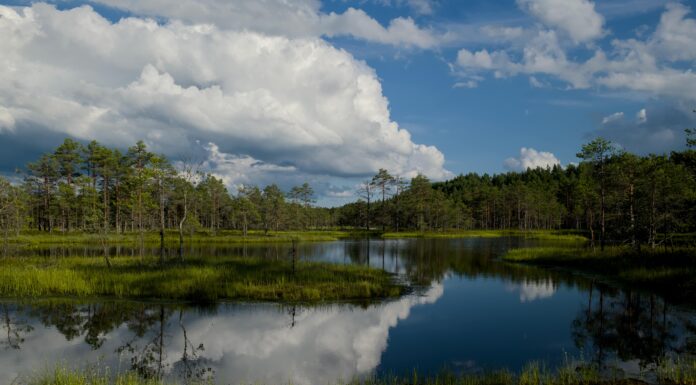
xmin=0 ymin=135 xmax=695 ymax=249
xmin=340 ymin=137 xmax=696 ymax=249
xmin=0 ymin=139 xmax=338 ymax=240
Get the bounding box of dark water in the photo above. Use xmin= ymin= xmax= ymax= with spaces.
xmin=1 ymin=238 xmax=695 ymax=384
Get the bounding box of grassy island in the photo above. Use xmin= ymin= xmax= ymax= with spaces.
xmin=504 ymin=246 xmax=696 ymax=304
xmin=0 ymin=255 xmax=405 ymax=302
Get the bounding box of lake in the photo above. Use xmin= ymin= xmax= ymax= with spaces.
xmin=2 ymin=237 xmax=695 ymax=384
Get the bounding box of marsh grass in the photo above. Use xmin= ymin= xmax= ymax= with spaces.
xmin=0 ymin=255 xmax=405 ymax=302
xmin=22 ymin=365 xmax=165 ymax=385
xmin=21 ymin=357 xmax=696 ymax=385
xmin=503 ymin=246 xmax=696 ymax=304
xmin=381 ymin=230 xmax=588 ymax=242
xmin=7 ymin=230 xmax=355 ymax=246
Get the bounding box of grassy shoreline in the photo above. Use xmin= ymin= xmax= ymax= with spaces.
xmin=0 ymin=256 xmax=406 ymax=302
xmin=3 ymin=229 xmax=591 ymax=246
xmin=4 ymin=230 xmax=356 ymax=246
xmin=381 ymin=229 xmax=588 ymax=242
xmin=20 ymin=357 xmax=696 ymax=385
xmin=503 ymin=246 xmax=696 ymax=304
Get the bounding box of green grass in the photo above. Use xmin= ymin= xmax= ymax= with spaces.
xmin=0 ymin=255 xmax=405 ymax=302
xmin=503 ymin=245 xmax=696 ymax=304
xmin=19 ymin=357 xmax=696 ymax=385
xmin=5 ymin=230 xmax=356 ymax=246
xmin=21 ymin=366 xmax=165 ymax=385
xmin=382 ymin=229 xmax=588 ymax=242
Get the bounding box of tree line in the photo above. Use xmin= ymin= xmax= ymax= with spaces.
xmin=0 ymin=135 xmax=694 ymax=250
xmin=0 ymin=140 xmax=337 ymax=251
xmin=337 ymin=137 xmax=696 ymax=250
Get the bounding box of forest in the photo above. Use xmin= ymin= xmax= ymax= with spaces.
xmin=0 ymin=136 xmax=694 ymax=251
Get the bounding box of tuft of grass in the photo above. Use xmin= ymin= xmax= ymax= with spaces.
xmin=503 ymin=245 xmax=696 ymax=304
xmin=0 ymin=255 xmax=406 ymax=303
xmin=659 ymin=356 xmax=696 ymax=385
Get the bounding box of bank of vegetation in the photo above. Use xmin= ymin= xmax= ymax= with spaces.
xmin=504 ymin=246 xmax=696 ymax=304
xmin=0 ymin=256 xmax=404 ymax=302
xmin=20 ymin=357 xmax=696 ymax=385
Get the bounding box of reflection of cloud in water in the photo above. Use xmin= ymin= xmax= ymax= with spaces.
xmin=506 ymin=279 xmax=556 ymax=303
xmin=0 ymin=283 xmax=443 ymax=385
xmin=166 ymin=283 xmax=443 ymax=384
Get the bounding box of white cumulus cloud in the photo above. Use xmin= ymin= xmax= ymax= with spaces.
xmin=454 ymin=3 xmax=696 ymax=103
xmin=504 ymin=147 xmax=561 ymax=171
xmin=517 ymin=0 xmax=604 ymax=43
xmin=0 ymin=3 xmax=451 ymax=193
xmin=89 ymin=0 xmax=441 ymax=49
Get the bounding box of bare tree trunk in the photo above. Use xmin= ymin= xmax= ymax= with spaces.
xmin=179 ymin=192 xmax=187 ymax=262
xmin=159 ymin=179 xmax=165 ymax=265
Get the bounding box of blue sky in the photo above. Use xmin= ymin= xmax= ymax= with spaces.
xmin=0 ymin=0 xmax=694 ymax=204
xmin=320 ymin=0 xmax=693 ymax=173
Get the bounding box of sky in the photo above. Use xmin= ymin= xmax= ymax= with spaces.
xmin=0 ymin=0 xmax=695 ymax=205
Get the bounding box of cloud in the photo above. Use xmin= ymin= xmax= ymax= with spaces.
xmin=200 ymin=142 xmax=297 ymax=190
xmin=651 ymin=3 xmax=696 ymax=62
xmin=404 ymin=0 xmax=436 ymax=15
xmin=0 ymin=106 xmax=15 ymax=132
xmin=517 ymin=0 xmax=604 ymax=43
xmin=453 ymin=80 xmax=478 ymax=89
xmin=320 ymin=8 xmax=439 ymax=48
xmin=529 ymin=76 xmax=549 ymax=88
xmin=637 ymin=108 xmax=647 ymax=123
xmin=504 ymin=147 xmax=561 ymax=171
xmin=454 ymin=3 xmax=696 ymax=103
xmin=602 ymin=112 xmax=624 ymax=124
xmin=87 ymin=0 xmax=441 ymax=49
xmin=481 ymin=25 xmax=526 ymax=41
xmin=0 ymin=4 xmax=450 ymax=193
xmin=374 ymin=0 xmax=436 ymax=15
xmin=592 ymin=104 xmax=693 ymax=154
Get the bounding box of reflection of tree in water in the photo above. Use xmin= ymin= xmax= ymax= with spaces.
xmin=1 ymin=304 xmax=33 ymax=350
xmin=572 ymin=283 xmax=695 ymax=370
xmin=173 ymin=309 xmax=213 ymax=382
xmin=29 ymin=301 xmax=156 ymax=349
xmin=117 ymin=305 xmax=171 ymax=379
xmin=20 ymin=301 xmax=213 ymax=383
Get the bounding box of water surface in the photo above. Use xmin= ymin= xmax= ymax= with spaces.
xmin=2 ymin=238 xmax=694 ymax=384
